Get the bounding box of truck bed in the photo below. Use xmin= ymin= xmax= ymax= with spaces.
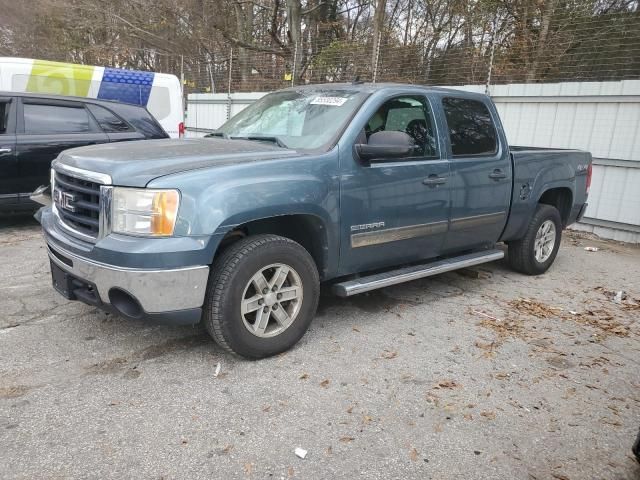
xmin=500 ymin=146 xmax=591 ymax=242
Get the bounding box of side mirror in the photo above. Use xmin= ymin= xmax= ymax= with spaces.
xmin=354 ymin=130 xmax=416 ymax=162
xmin=355 ymin=143 xmax=415 ymax=161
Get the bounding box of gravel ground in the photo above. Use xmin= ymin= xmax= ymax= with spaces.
xmin=1 ymin=215 xmax=639 ymax=480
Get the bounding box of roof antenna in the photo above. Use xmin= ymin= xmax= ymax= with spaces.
xmin=352 ymin=75 xmax=363 ymax=85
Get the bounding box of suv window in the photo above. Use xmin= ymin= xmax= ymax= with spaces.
xmin=442 ymin=97 xmax=497 ymax=156
xmin=86 ymin=104 xmax=132 ymax=132
xmin=24 ymin=103 xmax=92 ymax=134
xmin=365 ymin=96 xmax=438 ymax=157
xmin=109 ymin=102 xmax=167 ymax=139
xmin=0 ymin=100 xmax=10 ymax=134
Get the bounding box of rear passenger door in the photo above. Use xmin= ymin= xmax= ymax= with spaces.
xmin=440 ymin=96 xmax=512 ymax=252
xmin=0 ymin=97 xmax=17 ymax=201
xmin=15 ymin=98 xmax=109 ymax=194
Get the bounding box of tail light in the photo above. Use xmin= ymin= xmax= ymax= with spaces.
xmin=586 ymin=163 xmax=592 ymax=195
xmin=178 ymin=122 xmax=185 ymax=138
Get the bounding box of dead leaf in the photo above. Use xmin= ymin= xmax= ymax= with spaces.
xmin=262 ymin=405 xmax=271 ymax=412
xmin=480 ymin=411 xmax=496 ymax=420
xmin=509 ymin=298 xmax=562 ymax=319
xmin=352 ymin=326 xmax=361 ymax=332
xmin=551 ymin=474 xmax=570 ymax=480
xmin=320 ymin=379 xmax=330 ymax=388
xmin=339 ymin=436 xmax=355 ymax=443
xmin=381 ymin=350 xmax=398 ymax=359
xmin=409 ymin=447 xmax=419 ymax=462
xmin=244 ymin=463 xmax=253 ymax=475
xmin=299 ymin=373 xmax=309 ymax=380
xmin=463 ymin=413 xmax=473 ymax=420
xmin=287 ymin=466 xmax=295 ymax=477
xmin=346 ymin=405 xmax=354 ymax=414
xmin=222 ymin=444 xmax=234 ymax=454
xmin=436 ymin=379 xmax=461 ymax=389
xmin=362 ymin=415 xmax=373 ymax=424
xmin=601 ymin=418 xmax=622 ymax=427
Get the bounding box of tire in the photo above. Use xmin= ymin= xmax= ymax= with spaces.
xmin=508 ymin=204 xmax=562 ymax=275
xmin=203 ymin=234 xmax=320 ymax=359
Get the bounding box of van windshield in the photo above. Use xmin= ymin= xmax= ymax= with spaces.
xmin=216 ymin=89 xmax=368 ymax=152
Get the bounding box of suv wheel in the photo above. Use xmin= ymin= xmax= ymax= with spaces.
xmin=203 ymin=234 xmax=319 ymax=359
xmin=508 ymin=204 xmax=562 ymax=275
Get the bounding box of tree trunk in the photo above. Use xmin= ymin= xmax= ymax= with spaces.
xmin=527 ymin=0 xmax=556 ymax=82
xmin=286 ymin=0 xmax=302 ymax=82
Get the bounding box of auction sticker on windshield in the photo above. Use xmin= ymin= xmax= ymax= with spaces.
xmin=310 ymin=96 xmax=349 ymax=106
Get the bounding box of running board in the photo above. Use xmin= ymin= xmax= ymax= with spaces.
xmin=332 ymin=249 xmax=504 ymax=297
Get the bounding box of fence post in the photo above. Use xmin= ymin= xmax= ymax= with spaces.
xmin=227 ymin=48 xmax=233 ymax=121
xmin=372 ymin=32 xmax=382 ymax=83
xmin=485 ymin=16 xmax=497 ymax=95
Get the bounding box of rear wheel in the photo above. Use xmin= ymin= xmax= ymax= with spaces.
xmin=203 ymin=234 xmax=320 ymax=359
xmin=508 ymin=204 xmax=562 ymax=275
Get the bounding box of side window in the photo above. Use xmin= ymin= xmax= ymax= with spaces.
xmin=365 ymin=96 xmax=438 ymax=157
xmin=86 ymin=104 xmax=132 ymax=132
xmin=23 ymin=103 xmax=92 ymax=134
xmin=442 ymin=97 xmax=497 ymax=156
xmin=109 ymin=103 xmax=167 ymax=139
xmin=0 ymin=101 xmax=10 ymax=134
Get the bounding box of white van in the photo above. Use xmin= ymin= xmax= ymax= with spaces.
xmin=0 ymin=57 xmax=184 ymax=138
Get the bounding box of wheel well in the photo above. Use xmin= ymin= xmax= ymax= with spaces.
xmin=215 ymin=215 xmax=328 ymax=278
xmin=539 ymin=188 xmax=572 ymax=226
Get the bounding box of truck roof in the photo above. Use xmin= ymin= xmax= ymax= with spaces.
xmin=279 ymin=82 xmax=487 ymax=98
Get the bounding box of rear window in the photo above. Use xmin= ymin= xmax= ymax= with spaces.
xmin=86 ymin=104 xmax=132 ymax=132
xmin=24 ymin=103 xmax=91 ymax=134
xmin=442 ymin=97 xmax=497 ymax=156
xmin=109 ymin=103 xmax=167 ymax=139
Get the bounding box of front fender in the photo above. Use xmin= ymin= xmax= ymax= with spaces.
xmin=148 ymin=151 xmax=341 ymax=266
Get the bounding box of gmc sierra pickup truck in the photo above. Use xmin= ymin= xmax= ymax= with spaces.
xmin=39 ymin=83 xmax=592 ymax=359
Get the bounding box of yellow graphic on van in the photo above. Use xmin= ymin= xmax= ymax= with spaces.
xmin=26 ymin=60 xmax=95 ymax=97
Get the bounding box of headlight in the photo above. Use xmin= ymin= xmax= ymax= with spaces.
xmin=112 ymin=188 xmax=180 ymax=236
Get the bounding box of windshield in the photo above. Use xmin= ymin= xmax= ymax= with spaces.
xmin=216 ymin=89 xmax=369 ymax=152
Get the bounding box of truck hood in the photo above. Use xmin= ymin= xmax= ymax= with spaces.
xmin=55 ymin=138 xmax=300 ymax=187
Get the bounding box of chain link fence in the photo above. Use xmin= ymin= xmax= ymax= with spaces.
xmin=177 ymin=10 xmax=640 ymax=95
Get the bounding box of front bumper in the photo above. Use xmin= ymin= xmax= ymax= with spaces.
xmin=41 ymin=200 xmax=211 ymax=327
xmin=47 ymin=242 xmax=208 ymax=325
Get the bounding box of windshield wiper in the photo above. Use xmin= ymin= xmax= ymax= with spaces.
xmin=230 ymin=135 xmax=288 ymax=149
xmin=205 ymin=131 xmax=229 ymax=139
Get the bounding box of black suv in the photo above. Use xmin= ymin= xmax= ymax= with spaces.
xmin=0 ymin=92 xmax=168 ymax=212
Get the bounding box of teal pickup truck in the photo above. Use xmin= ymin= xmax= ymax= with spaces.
xmin=39 ymin=83 xmax=591 ymax=358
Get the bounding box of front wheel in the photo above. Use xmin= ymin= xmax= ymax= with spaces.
xmin=203 ymin=234 xmax=320 ymax=359
xmin=508 ymin=204 xmax=562 ymax=275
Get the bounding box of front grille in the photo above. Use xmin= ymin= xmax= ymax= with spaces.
xmin=54 ymin=171 xmax=102 ymax=239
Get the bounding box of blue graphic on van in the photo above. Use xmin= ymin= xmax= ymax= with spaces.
xmin=97 ymin=68 xmax=155 ymax=106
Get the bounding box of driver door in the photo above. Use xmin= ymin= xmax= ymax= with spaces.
xmin=339 ymin=95 xmax=451 ymax=275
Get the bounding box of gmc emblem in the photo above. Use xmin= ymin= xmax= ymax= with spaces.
xmin=53 ymin=189 xmax=77 ymax=212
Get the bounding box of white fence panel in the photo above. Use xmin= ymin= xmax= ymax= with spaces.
xmin=186 ymin=92 xmax=266 ymax=137
xmin=186 ymin=81 xmax=640 ymax=242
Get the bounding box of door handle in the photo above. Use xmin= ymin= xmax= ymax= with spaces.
xmin=0 ymin=148 xmax=12 ymax=155
xmin=423 ymin=174 xmax=447 ymax=186
xmin=489 ymin=169 xmax=507 ymax=180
